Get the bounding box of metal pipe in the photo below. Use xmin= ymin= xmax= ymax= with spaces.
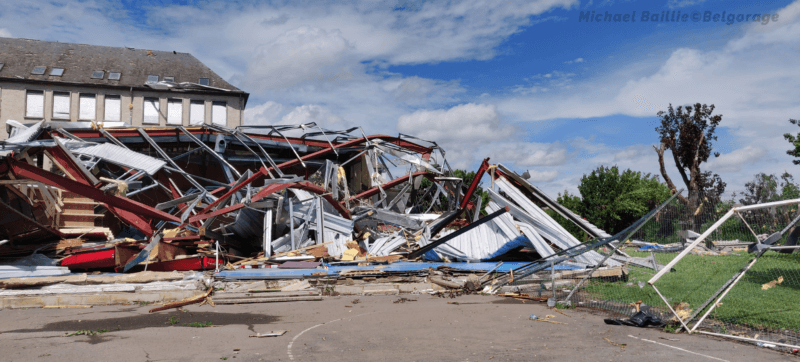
xmin=691 ymin=253 xmax=763 ymax=333
xmin=649 ymin=209 xmax=736 ymax=284
xmin=652 ymin=284 xmax=691 ymax=332
xmin=695 ymin=330 xmax=800 ymax=350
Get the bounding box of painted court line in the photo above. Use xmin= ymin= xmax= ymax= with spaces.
xmin=288 ymin=312 xmax=376 ymax=361
xmin=628 ymin=334 xmax=730 ymax=362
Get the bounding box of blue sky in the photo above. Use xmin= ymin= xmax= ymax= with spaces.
xmin=1 ymin=0 xmax=799 ymax=197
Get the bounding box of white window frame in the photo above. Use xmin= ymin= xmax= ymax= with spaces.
xmin=78 ymin=93 xmax=96 ymax=120
xmin=25 ymin=90 xmax=44 ymax=118
xmin=104 ymin=95 xmax=121 ymax=122
xmin=52 ymin=92 xmax=71 ymax=120
xmin=190 ymin=100 xmax=205 ymax=125
xmin=211 ymin=101 xmax=227 ymax=126
xmin=167 ymin=99 xmax=183 ymax=125
xmin=143 ymin=97 xmax=160 ymax=124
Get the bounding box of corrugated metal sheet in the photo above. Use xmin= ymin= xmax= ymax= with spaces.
xmin=491 ymin=178 xmax=616 ymax=266
xmin=5 ymin=120 xmax=44 ymax=144
xmin=421 ymin=202 xmax=524 ymax=261
xmin=60 ymin=138 xmax=166 ymax=175
xmin=497 ymin=164 xmax=612 ymax=239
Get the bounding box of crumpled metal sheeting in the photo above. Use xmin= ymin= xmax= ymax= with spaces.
xmin=497 ymin=164 xmax=613 ymax=239
xmin=271 ymin=188 xmax=354 ymax=258
xmin=315 ymin=212 xmax=354 ymax=257
xmin=490 ymin=178 xmax=616 ymax=266
xmin=4 ymin=120 xmax=44 ymax=144
xmin=367 ymin=231 xmax=404 ymax=256
xmin=418 ymin=204 xmax=527 ymax=262
xmin=373 ymin=143 xmax=440 ymax=174
xmin=59 ymin=138 xmax=166 ymax=175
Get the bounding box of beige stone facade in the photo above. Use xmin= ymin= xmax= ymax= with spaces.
xmin=0 ymin=82 xmax=246 ymax=139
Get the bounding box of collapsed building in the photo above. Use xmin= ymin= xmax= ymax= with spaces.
xmin=0 ymin=120 xmax=641 ymax=277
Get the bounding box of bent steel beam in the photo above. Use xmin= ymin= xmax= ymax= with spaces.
xmin=187 ymin=181 xmax=351 ymax=224
xmin=459 ymin=158 xmax=490 ymax=211
xmin=346 ymin=171 xmax=434 ymax=204
xmin=8 ymin=158 xmax=180 ymax=224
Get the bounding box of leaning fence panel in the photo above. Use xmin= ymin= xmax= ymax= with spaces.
xmin=548 ymin=192 xmax=800 ymax=352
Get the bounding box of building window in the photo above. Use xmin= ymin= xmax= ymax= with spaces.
xmin=26 ymin=90 xmax=44 ymax=118
xmin=105 ymin=95 xmax=121 ymax=122
xmin=147 ymin=75 xmax=159 ymax=83
xmin=143 ymin=97 xmax=160 ymax=124
xmin=91 ymin=70 xmax=105 ymax=79
xmin=198 ymin=78 xmax=209 ymax=86
xmin=109 ymin=72 xmax=121 ymax=81
xmin=164 ymin=76 xmax=175 ymax=82
xmin=189 ymin=100 xmax=205 ymax=125
xmin=50 ymin=68 xmax=64 ymax=77
xmin=211 ymin=101 xmax=226 ymax=126
xmin=31 ymin=66 xmax=46 ymax=75
xmin=53 ymin=92 xmax=71 ymax=119
xmin=79 ymin=94 xmax=96 ymax=120
xmin=167 ymin=99 xmax=182 ymax=125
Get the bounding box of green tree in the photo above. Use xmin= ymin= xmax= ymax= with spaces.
xmin=549 ymin=190 xmax=587 ymax=241
xmin=735 ymin=172 xmax=800 ymax=235
xmin=739 ymin=172 xmax=800 ymax=205
xmin=783 ymin=118 xmax=800 ymax=164
xmin=554 ymin=166 xmax=672 ymax=236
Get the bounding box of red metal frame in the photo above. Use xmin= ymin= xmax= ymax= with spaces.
xmin=8 ymin=158 xmax=179 ymax=224
xmin=187 ymin=181 xmax=351 ymax=224
xmin=60 ymin=248 xmax=116 ymax=269
xmin=123 ymin=255 xmax=220 ymax=272
xmin=56 ymin=128 xmax=435 ymax=157
xmin=346 ymin=171 xmax=435 ymax=203
xmin=459 ymin=158 xmax=491 ymax=211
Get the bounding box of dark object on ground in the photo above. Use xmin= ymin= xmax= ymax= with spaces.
xmin=604 ymin=311 xmax=665 ymax=328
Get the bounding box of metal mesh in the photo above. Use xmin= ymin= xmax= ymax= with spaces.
xmin=556 ymin=191 xmax=800 ymax=352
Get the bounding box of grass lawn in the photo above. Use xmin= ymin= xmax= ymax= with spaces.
xmin=581 ymin=250 xmax=800 ymax=332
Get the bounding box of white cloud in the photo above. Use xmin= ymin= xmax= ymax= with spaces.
xmin=280 ymin=104 xmax=344 ymax=126
xmin=245 ymin=26 xmax=355 ymax=91
xmin=613 ymin=145 xmax=652 ymax=163
xmin=397 ymin=103 xmax=515 ymax=145
xmin=244 ymin=101 xmax=284 ymax=125
xmin=707 ymin=146 xmax=774 ymax=173
xmin=564 ymin=57 xmax=584 ymax=64
xmin=525 ymin=169 xmax=559 ymax=182
xmin=491 ymin=142 xmax=571 ymax=167
xmin=0 ymin=28 xmax=11 ymax=38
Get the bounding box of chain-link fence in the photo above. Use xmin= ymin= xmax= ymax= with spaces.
xmin=549 ymin=191 xmax=800 ymax=351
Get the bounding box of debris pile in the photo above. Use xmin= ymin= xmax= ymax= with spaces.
xmin=0 ymin=121 xmax=633 ymax=279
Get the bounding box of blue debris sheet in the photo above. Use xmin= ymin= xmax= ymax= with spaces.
xmin=216 ymin=261 xmax=581 ymax=280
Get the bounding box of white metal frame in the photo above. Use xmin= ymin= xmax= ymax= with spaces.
xmin=647 ymin=197 xmax=800 ymax=349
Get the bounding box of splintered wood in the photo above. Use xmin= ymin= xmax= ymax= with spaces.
xmin=149 ymin=288 xmax=213 ymax=313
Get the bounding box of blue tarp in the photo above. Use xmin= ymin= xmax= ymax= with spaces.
xmin=216 ymin=261 xmax=581 ymax=280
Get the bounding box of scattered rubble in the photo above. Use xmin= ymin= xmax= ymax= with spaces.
xmin=0 ymin=121 xmax=677 ymax=306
